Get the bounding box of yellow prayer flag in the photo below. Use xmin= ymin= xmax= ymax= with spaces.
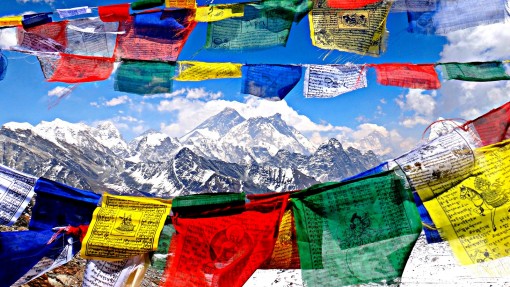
xmin=195 ymin=4 xmax=244 ymax=22
xmin=0 ymin=16 xmax=22 ymax=27
xmin=422 ymin=139 xmax=510 ymax=265
xmin=81 ymin=193 xmax=172 ymax=261
xmin=165 ymin=0 xmax=196 ymax=9
xmin=175 ymin=61 xmax=242 ymax=81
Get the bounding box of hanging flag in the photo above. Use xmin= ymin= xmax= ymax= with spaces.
xmin=303 ymin=64 xmax=367 ymax=98
xmin=114 ymin=60 xmax=176 ymax=95
xmin=342 ymin=161 xmax=393 ymax=182
xmin=17 ymin=21 xmax=68 ymax=53
xmin=291 ymin=170 xmax=422 ymax=286
xmin=0 ymin=164 xmax=37 ymax=226
xmin=12 ymin=235 xmax=78 ymax=286
xmin=150 ymin=219 xmax=175 ymax=272
xmin=131 ymin=0 xmax=165 ymax=10
xmin=133 ymin=9 xmax=196 ymax=42
xmin=28 ymin=177 xmax=101 ymax=231
xmin=0 ymin=15 xmax=23 ymax=27
xmin=175 ymin=61 xmax=242 ymax=81
xmin=309 ymin=1 xmax=391 ymax=56
xmin=390 ymin=0 xmax=438 ymax=12
xmin=205 ymin=5 xmax=293 ymax=50
xmin=39 ymin=53 xmax=115 ymax=83
xmin=115 ymin=17 xmax=196 ymax=62
xmin=373 ymin=63 xmax=441 ymax=89
xmin=81 ymin=193 xmax=172 ymax=261
xmin=66 ymin=18 xmax=119 ymax=57
xmin=22 ymin=13 xmax=52 ymax=29
xmin=421 ymin=139 xmax=510 ymax=265
xmin=166 ymin=0 xmax=197 ymax=8
xmin=327 ymin=0 xmax=381 ymax=9
xmin=439 ymin=62 xmax=510 ymax=82
xmin=82 ymin=254 xmax=150 ymax=287
xmin=98 ymin=3 xmax=131 ymax=22
xmin=241 ymin=64 xmax=302 ymax=100
xmin=56 ymin=6 xmax=92 ymax=18
xmin=464 ymin=101 xmax=510 ymax=146
xmin=161 ymin=192 xmax=288 ymax=287
xmin=195 ymin=4 xmax=244 ymax=22
xmin=255 ymin=0 xmax=313 ymax=23
xmin=0 ymin=52 xmax=7 ymax=81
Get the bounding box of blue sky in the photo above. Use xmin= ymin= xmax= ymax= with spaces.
xmin=0 ymin=0 xmax=509 ymax=157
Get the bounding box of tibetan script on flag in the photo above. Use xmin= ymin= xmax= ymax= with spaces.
xmin=304 ymin=64 xmax=367 ymax=98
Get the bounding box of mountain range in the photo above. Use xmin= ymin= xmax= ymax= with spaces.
xmin=0 ymin=108 xmax=380 ymax=197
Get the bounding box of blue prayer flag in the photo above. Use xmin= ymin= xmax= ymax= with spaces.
xmin=241 ymin=64 xmax=302 ymax=100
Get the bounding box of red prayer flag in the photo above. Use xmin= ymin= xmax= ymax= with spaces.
xmin=17 ymin=21 xmax=68 ymax=52
xmin=372 ymin=63 xmax=441 ymax=90
xmin=327 ymin=0 xmax=382 ymax=9
xmin=98 ymin=3 xmax=131 ymax=22
xmin=46 ymin=53 xmax=115 ymax=83
xmin=161 ymin=193 xmax=289 ymax=287
xmin=464 ymin=101 xmax=510 ymax=146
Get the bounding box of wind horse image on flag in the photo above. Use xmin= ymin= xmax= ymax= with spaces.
xmin=291 ymin=170 xmax=422 ymax=286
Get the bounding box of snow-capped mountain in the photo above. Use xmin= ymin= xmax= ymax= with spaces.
xmin=0 ymin=109 xmax=380 ymax=196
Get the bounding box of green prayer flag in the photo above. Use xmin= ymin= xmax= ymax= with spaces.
xmin=440 ymin=62 xmax=510 ymax=82
xmin=291 ymin=170 xmax=422 ymax=286
xmin=114 ymin=60 xmax=176 ymax=95
xmin=151 ymin=218 xmax=175 ymax=271
xmin=131 ymin=0 xmax=165 ymax=10
xmin=172 ymin=192 xmax=246 ymax=211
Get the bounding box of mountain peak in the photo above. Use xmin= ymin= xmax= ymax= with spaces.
xmin=181 ymin=108 xmax=246 ymax=142
xmin=2 ymin=122 xmax=34 ymax=131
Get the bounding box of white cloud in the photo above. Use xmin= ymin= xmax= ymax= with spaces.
xmin=105 ymin=95 xmax=131 ymax=107
xmin=395 ymin=89 xmax=437 ymax=128
xmin=48 ymin=86 xmax=72 ymax=97
xmin=0 ymin=28 xmax=17 ymax=50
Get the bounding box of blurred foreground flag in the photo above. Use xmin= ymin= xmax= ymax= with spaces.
xmin=241 ymin=64 xmax=302 ymax=100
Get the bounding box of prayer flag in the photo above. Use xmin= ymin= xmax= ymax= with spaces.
xmin=390 ymin=0 xmax=438 ymax=12
xmin=114 ymin=60 xmax=176 ymax=95
xmin=82 ymin=254 xmax=150 ymax=287
xmin=166 ymin=0 xmax=197 ymax=8
xmin=205 ymin=4 xmax=293 ymax=50
xmin=17 ymin=21 xmax=68 ymax=53
xmin=66 ymin=18 xmax=119 ymax=57
xmin=241 ymin=64 xmax=302 ymax=100
xmin=98 ymin=4 xmax=131 ymax=22
xmin=175 ymin=61 xmax=242 ymax=81
xmin=291 ymin=170 xmax=422 ymax=286
xmin=81 ymin=193 xmax=171 ymax=261
xmin=56 ymin=6 xmax=92 ymax=18
xmin=309 ymin=1 xmax=391 ymax=56
xmin=327 ymin=0 xmax=382 ymax=9
xmin=131 ymin=0 xmax=165 ymax=10
xmin=40 ymin=53 xmax=115 ymax=83
xmin=29 ymin=177 xmax=100 ymax=231
xmin=439 ymin=62 xmax=510 ymax=82
xmin=0 ymin=16 xmax=23 ymax=27
xmin=256 ymin=0 xmax=313 ymax=22
xmin=464 ymin=101 xmax=510 ymax=146
xmin=22 ymin=13 xmax=52 ymax=29
xmin=421 ymin=139 xmax=510 ymax=264
xmin=161 ymin=193 xmax=288 ymax=287
xmin=0 ymin=164 xmax=37 ymax=226
xmin=134 ymin=9 xmax=196 ymax=42
xmin=373 ymin=63 xmax=441 ymax=89
xmin=150 ymin=219 xmax=175 ymax=272
xmin=195 ymin=4 xmax=244 ymax=22
xmin=171 ymin=192 xmax=246 ymax=211
xmin=116 ymin=17 xmax=196 ymax=62
xmin=303 ymin=64 xmax=367 ymax=98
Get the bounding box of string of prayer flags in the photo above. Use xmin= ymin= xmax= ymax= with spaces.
xmin=39 ymin=53 xmax=115 ymax=83
xmin=29 ymin=177 xmax=101 ymax=231
xmin=131 ymin=0 xmax=165 ymax=10
xmin=373 ymin=63 xmax=441 ymax=89
xmin=420 ymin=139 xmax=510 ymax=265
xmin=66 ymin=18 xmax=119 ymax=58
xmin=0 ymin=164 xmax=37 ymax=226
xmin=303 ymin=64 xmax=367 ymax=98
xmin=133 ymin=9 xmax=197 ymax=42
xmin=241 ymin=64 xmax=302 ymax=100
xmin=0 ymin=52 xmax=6 ymax=81
xmin=22 ymin=13 xmax=52 ymax=29
xmin=0 ymin=15 xmax=23 ymax=27
xmin=12 ymin=234 xmax=78 ymax=286
xmin=291 ymin=170 xmax=422 ymax=286
xmin=161 ymin=192 xmax=288 ymax=287
xmin=17 ymin=21 xmax=68 ymax=53
xmin=439 ymin=62 xmax=510 ymax=82
xmin=114 ymin=60 xmax=176 ymax=95
xmin=115 ymin=17 xmax=195 ymax=62
xmin=309 ymin=1 xmax=391 ymax=56
xmin=166 ymin=0 xmax=197 ymax=9
xmin=195 ymin=4 xmax=244 ymax=22
xmin=175 ymin=61 xmax=242 ymax=81
xmin=327 ymin=0 xmax=382 ymax=9
xmin=98 ymin=4 xmax=131 ymax=22
xmin=464 ymin=101 xmax=510 ymax=146
xmin=82 ymin=254 xmax=150 ymax=287
xmin=81 ymin=193 xmax=171 ymax=261
xmin=55 ymin=6 xmax=92 ymax=18
xmin=205 ymin=4 xmax=293 ymax=50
